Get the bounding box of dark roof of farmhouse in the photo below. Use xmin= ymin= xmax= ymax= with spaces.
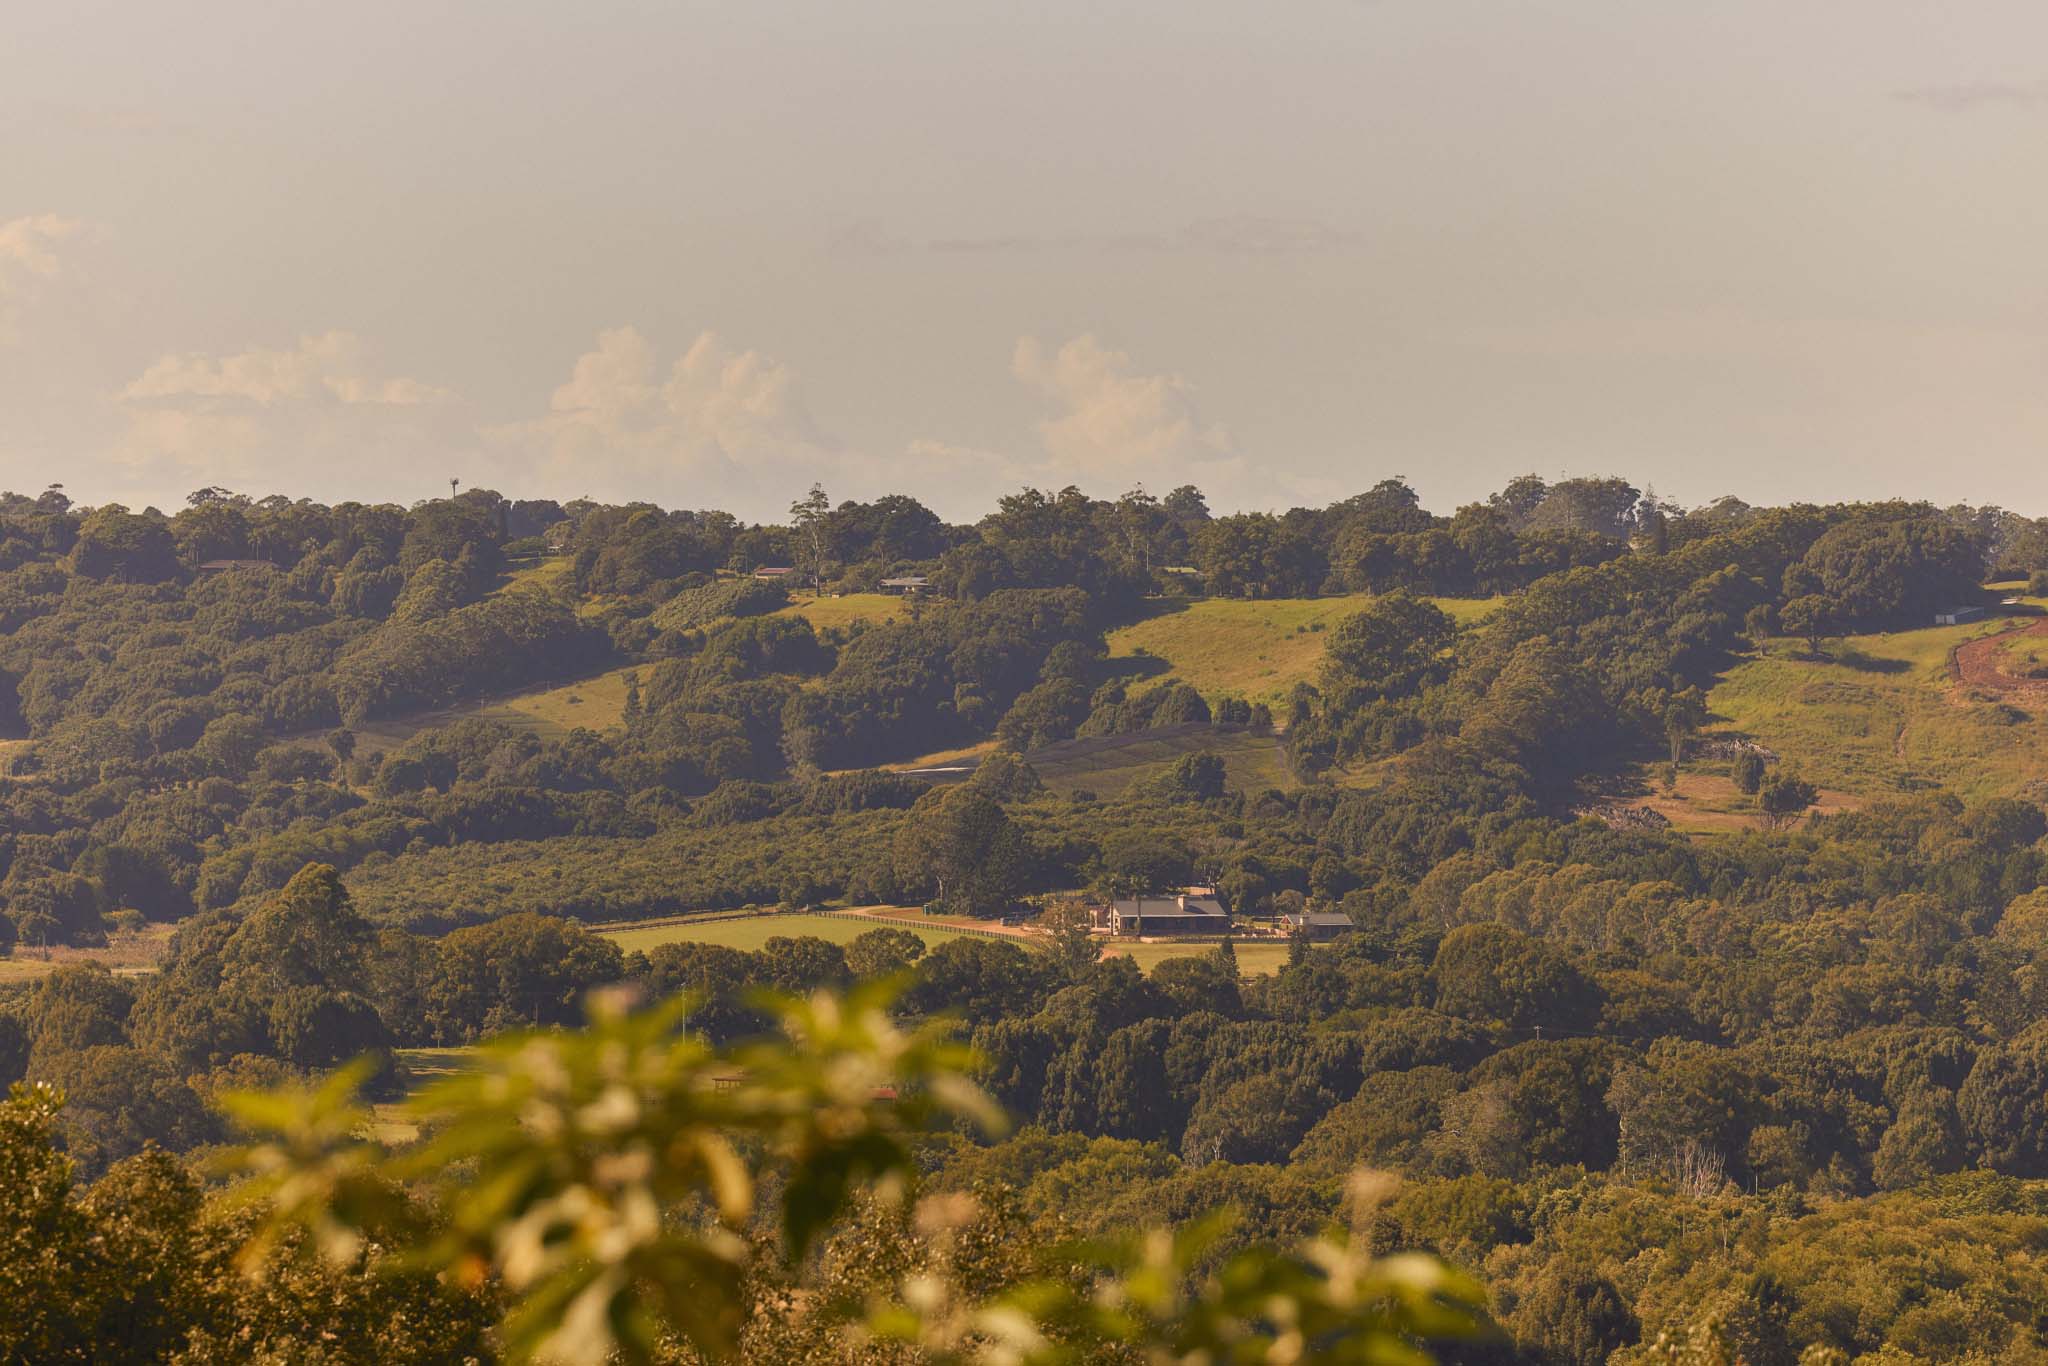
xmin=1110 ymin=896 xmax=1228 ymax=919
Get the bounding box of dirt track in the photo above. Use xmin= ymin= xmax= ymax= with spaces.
xmin=1952 ymin=620 xmax=2048 ymax=696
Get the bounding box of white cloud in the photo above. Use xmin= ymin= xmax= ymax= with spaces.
xmin=494 ymin=327 xmax=845 ymax=507
xmin=0 ymin=215 xmax=88 ymax=338
xmin=111 ymin=331 xmax=463 ymax=500
xmin=121 ymin=331 xmax=448 ymax=406
xmin=1012 ymin=333 xmax=1239 ymax=481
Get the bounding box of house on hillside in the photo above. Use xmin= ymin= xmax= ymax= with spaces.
xmin=1094 ymin=892 xmax=1231 ymax=937
xmin=880 ymin=575 xmax=930 ymax=594
xmin=1282 ymin=910 xmax=1357 ymax=941
xmin=753 ymin=566 xmax=797 ymax=582
xmin=1935 ymin=605 xmax=1986 ymax=626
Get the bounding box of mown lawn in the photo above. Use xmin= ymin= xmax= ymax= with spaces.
xmin=1105 ymin=594 xmax=1501 ymax=710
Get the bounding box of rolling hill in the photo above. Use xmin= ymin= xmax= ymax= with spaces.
xmin=1104 ymin=593 xmax=1501 ymax=709
xmin=1636 ymin=586 xmax=2048 ymax=828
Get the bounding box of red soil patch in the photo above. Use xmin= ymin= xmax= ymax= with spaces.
xmin=1952 ymin=621 xmax=2048 ymax=696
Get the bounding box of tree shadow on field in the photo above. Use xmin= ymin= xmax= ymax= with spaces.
xmin=1828 ymin=648 xmax=1909 ymax=675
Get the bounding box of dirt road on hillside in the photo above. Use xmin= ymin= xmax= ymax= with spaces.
xmin=1952 ymin=620 xmax=2048 ymax=696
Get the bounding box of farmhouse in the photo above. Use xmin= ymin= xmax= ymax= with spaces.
xmin=1934 ymin=605 xmax=1986 ymax=626
xmin=880 ymin=575 xmax=929 ymax=594
xmin=753 ymin=566 xmax=797 ymax=581
xmin=1096 ymin=893 xmax=1230 ymax=937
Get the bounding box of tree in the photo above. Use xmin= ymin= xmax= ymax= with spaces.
xmin=1959 ymin=1030 xmax=2048 ymax=1175
xmin=67 ymin=507 xmax=179 ymax=582
xmin=1732 ymin=749 xmax=1766 ymax=794
xmin=1430 ymin=923 xmax=1596 ymax=1033
xmin=1743 ymin=602 xmax=1777 ymax=649
xmin=1038 ymin=899 xmax=1101 ymax=981
xmin=1097 ymin=829 xmax=1193 ymax=897
xmin=1663 ymin=685 xmax=1707 ymax=770
xmin=1779 ymin=595 xmax=1833 ymax=655
xmin=1873 ymin=1091 xmax=1966 ymax=1190
xmin=845 ymin=927 xmax=927 ymax=980
xmin=1149 ymin=750 xmax=1227 ymax=802
xmin=1510 ymin=1258 xmax=1639 ymax=1365
xmin=325 ymin=727 xmax=357 ymax=767
xmin=425 ymin=912 xmax=625 ymax=1042
xmin=789 ymin=481 xmax=831 ymax=592
xmin=1322 ymin=591 xmax=1458 ymax=700
xmin=892 ymin=786 xmax=1030 ymax=917
xmin=1757 ymin=771 xmax=1818 ymax=829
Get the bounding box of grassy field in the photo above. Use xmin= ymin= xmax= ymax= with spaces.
xmin=775 ymin=592 xmax=910 ymax=631
xmin=1101 ymin=938 xmax=1293 ymax=977
xmin=2002 ymin=634 xmax=2048 ymax=676
xmin=341 ymin=663 xmax=644 ymax=757
xmin=1688 ymin=609 xmax=2048 ymax=807
xmin=494 ymin=556 xmax=575 ymax=597
xmin=1105 ymin=594 xmax=1501 ymax=710
xmin=595 ymin=910 xmax=1298 ymax=978
xmin=0 ymin=924 xmax=173 ymax=983
xmin=598 ymin=911 xmax=974 ymax=955
xmin=1028 ymin=725 xmax=1296 ymax=796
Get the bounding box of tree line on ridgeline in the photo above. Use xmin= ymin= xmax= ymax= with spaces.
xmin=6 ymin=475 xmax=2048 ymax=1360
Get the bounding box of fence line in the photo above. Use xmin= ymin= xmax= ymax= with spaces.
xmin=804 ymin=908 xmax=1021 ymax=942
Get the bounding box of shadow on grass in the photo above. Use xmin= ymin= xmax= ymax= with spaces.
xmin=1830 ymin=648 xmax=1911 ymax=675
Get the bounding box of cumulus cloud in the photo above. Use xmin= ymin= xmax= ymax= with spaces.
xmin=121 ymin=331 xmax=447 ymax=406
xmin=112 ymin=331 xmax=464 ymax=500
xmin=0 ymin=214 xmax=88 ymax=337
xmin=492 ymin=327 xmax=838 ymax=506
xmin=1012 ymin=334 xmax=1240 ymax=482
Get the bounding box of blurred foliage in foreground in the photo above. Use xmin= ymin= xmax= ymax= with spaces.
xmin=201 ymin=982 xmax=1487 ymax=1365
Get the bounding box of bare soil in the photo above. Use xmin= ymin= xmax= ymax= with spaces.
xmin=1952 ymin=621 xmax=2048 ymax=696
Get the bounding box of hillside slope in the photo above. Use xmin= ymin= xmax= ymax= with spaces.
xmin=1105 ymin=594 xmax=1500 ymax=709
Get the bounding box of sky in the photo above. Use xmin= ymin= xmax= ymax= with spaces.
xmin=4 ymin=0 xmax=2046 ymax=523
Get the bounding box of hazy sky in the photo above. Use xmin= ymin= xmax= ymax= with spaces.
xmin=5 ymin=1 xmax=2046 ymax=521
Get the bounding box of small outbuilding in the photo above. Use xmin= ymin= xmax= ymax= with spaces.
xmin=1282 ymin=910 xmax=1357 ymax=942
xmin=1934 ymin=605 xmax=1986 ymax=626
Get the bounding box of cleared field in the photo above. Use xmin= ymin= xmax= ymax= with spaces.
xmin=775 ymin=592 xmax=910 ymax=631
xmin=1106 ymin=594 xmax=1501 ymax=710
xmin=1702 ymin=613 xmax=2048 ymax=805
xmin=0 ymin=924 xmax=173 ymax=983
xmin=342 ymin=663 xmax=642 ymax=756
xmin=882 ymin=739 xmax=998 ymax=773
xmin=494 ymin=557 xmax=575 ymax=597
xmin=1620 ymin=769 xmax=1864 ymax=836
xmin=599 ymin=911 xmax=972 ymax=955
xmin=1028 ymin=724 xmax=1295 ymax=796
xmin=1101 ymin=939 xmax=1294 ymax=977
